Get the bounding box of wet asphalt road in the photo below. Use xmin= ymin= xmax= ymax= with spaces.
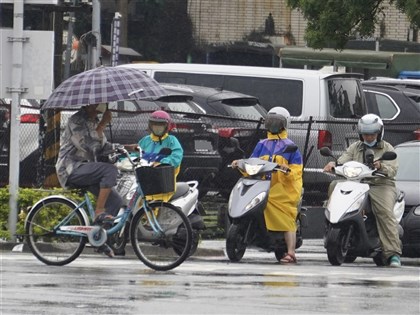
xmin=1 ymin=240 xmax=419 ymax=315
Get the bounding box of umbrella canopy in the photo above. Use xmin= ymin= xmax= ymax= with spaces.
xmin=42 ymin=66 xmax=167 ymax=109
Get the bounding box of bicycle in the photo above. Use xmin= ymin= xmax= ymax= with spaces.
xmin=24 ymin=146 xmax=193 ymax=271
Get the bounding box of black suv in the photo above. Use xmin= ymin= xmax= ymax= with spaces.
xmin=160 ymin=84 xmax=267 ymax=197
xmin=362 ymin=81 xmax=420 ymax=145
xmin=104 ymin=95 xmax=220 ymax=196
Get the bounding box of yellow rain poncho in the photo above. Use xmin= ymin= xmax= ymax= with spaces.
xmin=250 ymin=130 xmax=303 ymax=231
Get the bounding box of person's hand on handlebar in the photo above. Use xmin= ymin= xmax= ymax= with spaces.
xmin=373 ymin=160 xmax=381 ymax=170
xmin=231 ymin=160 xmax=239 ymax=168
xmin=123 ymin=144 xmax=139 ymax=152
xmin=277 ymin=163 xmax=290 ymax=173
xmin=323 ymin=161 xmax=336 ymax=173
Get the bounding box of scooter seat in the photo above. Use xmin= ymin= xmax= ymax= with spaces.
xmin=168 ymin=182 xmax=190 ymax=201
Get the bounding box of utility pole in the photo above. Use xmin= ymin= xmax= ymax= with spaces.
xmin=92 ymin=0 xmax=101 ymax=67
xmin=8 ymin=0 xmax=25 ymax=242
xmin=111 ymin=12 xmax=121 ymax=66
xmin=116 ymin=0 xmax=128 ymax=47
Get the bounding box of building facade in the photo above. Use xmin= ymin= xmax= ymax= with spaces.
xmin=187 ymin=0 xmax=418 ymax=47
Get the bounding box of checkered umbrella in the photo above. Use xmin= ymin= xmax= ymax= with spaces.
xmin=42 ymin=66 xmax=167 ymax=109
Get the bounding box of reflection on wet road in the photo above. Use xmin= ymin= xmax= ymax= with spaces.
xmin=2 ymin=248 xmax=419 ymax=314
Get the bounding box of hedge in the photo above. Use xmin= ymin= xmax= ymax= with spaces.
xmin=0 ymin=187 xmax=93 ymax=240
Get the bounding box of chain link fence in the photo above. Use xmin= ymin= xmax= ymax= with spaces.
xmin=1 ymin=110 xmax=419 ymax=207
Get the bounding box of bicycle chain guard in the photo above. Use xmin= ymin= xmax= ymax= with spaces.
xmin=87 ymin=226 xmax=108 ymax=247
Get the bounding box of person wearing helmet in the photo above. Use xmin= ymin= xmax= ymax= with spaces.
xmin=323 ymin=114 xmax=402 ymax=267
xmin=232 ymin=107 xmax=303 ymax=264
xmin=126 ymin=110 xmax=183 ymax=201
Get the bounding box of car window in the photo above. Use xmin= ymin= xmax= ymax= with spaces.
xmin=328 ymin=79 xmax=365 ymax=118
xmin=395 ymin=146 xmax=420 ymax=181
xmin=154 ymin=72 xmax=304 ymax=116
xmin=216 ymin=101 xmax=265 ymax=119
xmin=363 ymin=91 xmax=399 ymax=120
xmin=155 ymin=72 xmax=224 ymax=88
xmin=109 ymin=100 xmax=158 ymax=117
xmin=407 ymin=94 xmax=420 ymax=108
xmin=163 ymin=100 xmax=204 ymax=114
xmin=223 ymin=76 xmax=303 ymax=116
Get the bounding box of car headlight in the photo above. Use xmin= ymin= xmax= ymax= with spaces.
xmin=244 ymin=163 xmax=264 ymax=175
xmin=343 ymin=166 xmax=363 ymax=178
xmin=245 ymin=192 xmax=266 ymax=211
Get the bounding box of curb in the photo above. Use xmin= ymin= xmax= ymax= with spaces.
xmin=0 ymin=242 xmax=226 ymax=258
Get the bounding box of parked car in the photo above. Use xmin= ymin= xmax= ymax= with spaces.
xmin=161 ymin=83 xmax=266 ymax=152
xmin=0 ymin=99 xmax=41 ymax=187
xmin=394 ymin=140 xmax=420 ymax=257
xmin=160 ymin=83 xmax=268 ymax=198
xmin=362 ymin=82 xmax=420 ymax=145
xmin=121 ymin=63 xmax=369 ymax=205
xmin=364 ymin=78 xmax=420 ymax=92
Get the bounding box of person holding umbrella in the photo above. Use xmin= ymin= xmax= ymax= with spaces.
xmin=42 ymin=66 xmax=168 ymax=257
xmin=55 ymin=103 xmax=122 ymax=257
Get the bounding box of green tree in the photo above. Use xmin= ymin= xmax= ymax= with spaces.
xmin=287 ymin=0 xmax=420 ymax=49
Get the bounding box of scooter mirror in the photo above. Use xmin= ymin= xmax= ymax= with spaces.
xmin=319 ymin=147 xmax=333 ymax=157
xmin=380 ymin=151 xmax=397 ymax=161
xmin=283 ymin=144 xmax=298 ymax=153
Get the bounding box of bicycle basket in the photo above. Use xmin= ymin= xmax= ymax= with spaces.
xmin=135 ymin=165 xmax=175 ymax=195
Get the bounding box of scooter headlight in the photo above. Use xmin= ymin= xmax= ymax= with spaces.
xmin=343 ymin=166 xmax=363 ymax=178
xmin=245 ymin=192 xmax=266 ymax=211
xmin=244 ymin=163 xmax=264 ymax=176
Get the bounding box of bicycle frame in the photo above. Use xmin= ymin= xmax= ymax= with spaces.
xmin=55 ymin=173 xmax=165 ymax=240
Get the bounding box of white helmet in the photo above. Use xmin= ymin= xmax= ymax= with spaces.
xmin=357 ymin=114 xmax=384 ymax=141
xmin=265 ymin=107 xmax=290 ymax=134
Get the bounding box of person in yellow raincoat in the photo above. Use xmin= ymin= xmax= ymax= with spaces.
xmin=234 ymin=107 xmax=303 ymax=263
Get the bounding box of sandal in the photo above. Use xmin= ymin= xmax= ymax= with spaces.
xmin=95 ymin=243 xmax=115 ymax=258
xmin=280 ymin=253 xmax=297 ymax=264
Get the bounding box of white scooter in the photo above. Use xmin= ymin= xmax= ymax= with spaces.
xmin=226 ymin=145 xmax=307 ymax=262
xmin=109 ymin=147 xmax=206 ymax=256
xmin=320 ymin=147 xmax=405 ymax=266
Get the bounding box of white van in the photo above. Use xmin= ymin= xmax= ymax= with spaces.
xmin=121 ymin=63 xmax=368 ymax=204
xmin=121 ymin=63 xmax=366 ymax=118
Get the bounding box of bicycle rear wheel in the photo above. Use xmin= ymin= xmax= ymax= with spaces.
xmin=25 ymin=197 xmax=87 ymax=266
xmin=130 ymin=201 xmax=192 ymax=271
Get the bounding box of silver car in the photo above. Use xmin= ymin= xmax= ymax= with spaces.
xmin=395 ymin=140 xmax=420 ymax=257
xmin=395 ymin=140 xmax=420 ymax=208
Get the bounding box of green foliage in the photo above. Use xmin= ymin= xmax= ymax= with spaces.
xmin=287 ymin=0 xmax=419 ymax=49
xmin=0 ymin=187 xmax=91 ymax=241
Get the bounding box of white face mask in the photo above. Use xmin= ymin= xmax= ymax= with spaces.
xmin=364 ymin=140 xmax=377 ymax=147
xmin=151 ymin=125 xmax=166 ymax=136
xmin=96 ymin=103 xmax=107 ymax=113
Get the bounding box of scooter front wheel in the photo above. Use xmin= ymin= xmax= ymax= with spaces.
xmin=226 ymin=223 xmax=247 ymax=262
xmin=325 ymin=227 xmax=348 ymax=266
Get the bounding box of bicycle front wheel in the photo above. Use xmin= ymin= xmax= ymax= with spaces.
xmin=25 ymin=197 xmax=87 ymax=266
xmin=130 ymin=201 xmax=192 ymax=271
